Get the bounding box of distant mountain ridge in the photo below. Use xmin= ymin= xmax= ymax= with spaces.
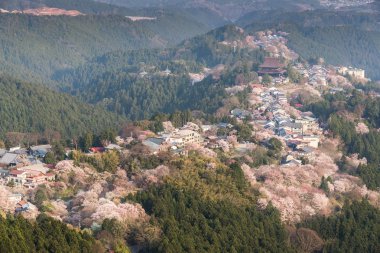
xmin=93 ymin=0 xmax=322 ymax=20
xmin=0 ymin=8 xmax=220 ymax=86
xmin=0 ymin=7 xmax=84 ymax=16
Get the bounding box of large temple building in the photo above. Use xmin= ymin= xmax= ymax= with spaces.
xmin=258 ymin=57 xmax=287 ymax=77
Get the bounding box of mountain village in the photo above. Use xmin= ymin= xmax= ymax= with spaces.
xmin=0 ymin=29 xmax=377 ymax=225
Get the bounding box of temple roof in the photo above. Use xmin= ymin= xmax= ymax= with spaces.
xmin=259 ymin=57 xmax=285 ymax=69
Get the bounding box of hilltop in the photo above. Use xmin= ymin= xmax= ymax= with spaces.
xmin=0 ymin=7 xmax=84 ymax=16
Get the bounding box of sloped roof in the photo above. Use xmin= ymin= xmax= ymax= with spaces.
xmin=259 ymin=57 xmax=285 ymax=69
xmin=0 ymin=153 xmax=18 ymax=165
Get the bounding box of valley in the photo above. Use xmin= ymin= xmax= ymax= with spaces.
xmin=0 ymin=1 xmax=380 ymax=253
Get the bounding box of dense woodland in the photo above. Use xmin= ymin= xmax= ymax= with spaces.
xmin=305 ymin=90 xmax=380 ymax=189
xmin=56 ymin=25 xmax=265 ymax=119
xmin=0 ymin=75 xmax=124 ymax=138
xmin=0 ymin=10 xmax=213 ymax=85
xmin=0 ymin=214 xmax=104 ymax=253
xmin=130 ymin=154 xmax=293 ymax=253
xmin=302 ymin=200 xmax=380 ymax=253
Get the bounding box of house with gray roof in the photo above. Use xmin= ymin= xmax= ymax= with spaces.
xmin=0 ymin=153 xmax=20 ymax=167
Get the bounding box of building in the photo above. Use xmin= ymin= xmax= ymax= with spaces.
xmin=0 ymin=169 xmax=9 ymax=177
xmin=258 ymin=57 xmax=286 ymax=77
xmin=0 ymin=153 xmax=20 ymax=167
xmin=142 ymin=138 xmax=168 ymax=154
xmin=6 ymin=164 xmax=55 ymax=188
xmin=231 ymin=109 xmax=251 ymax=119
xmin=295 ymin=116 xmax=320 ymax=135
xmin=15 ymin=200 xmax=30 ymax=213
xmin=7 ymin=170 xmax=28 ymax=186
xmin=279 ymin=122 xmax=303 ymax=135
xmin=29 ymin=144 xmax=52 ymax=158
xmin=105 ymin=144 xmax=123 ymax=152
xmin=338 ymin=66 xmax=365 ymax=79
xmin=169 ymin=129 xmax=203 ymax=148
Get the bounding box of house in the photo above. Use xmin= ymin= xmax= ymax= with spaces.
xmin=0 ymin=168 xmax=9 ymax=177
xmin=295 ymin=116 xmax=320 ymax=134
xmin=338 ymin=66 xmax=365 ymax=79
xmin=297 ymin=146 xmax=315 ymax=158
xmin=7 ymin=169 xmax=28 ymax=186
xmin=143 ymin=138 xmax=167 ymax=154
xmin=6 ymin=164 xmax=55 ymax=188
xmin=15 ymin=200 xmax=30 ymax=213
xmin=280 ymin=122 xmax=303 ymax=135
xmin=105 ymin=144 xmax=122 ymax=151
xmin=0 ymin=149 xmax=6 ymax=157
xmin=258 ymin=57 xmax=287 ymax=77
xmin=89 ymin=147 xmax=105 ymax=153
xmin=9 ymin=146 xmax=21 ymax=153
xmin=231 ymin=109 xmax=251 ymax=119
xmin=16 ymin=164 xmax=50 ymax=174
xmin=29 ymin=144 xmax=52 ymax=158
xmin=292 ymin=135 xmax=320 ymax=149
xmin=283 ymin=159 xmax=302 ymax=166
xmin=169 ymin=129 xmax=203 ymax=148
xmin=0 ymin=153 xmax=20 ymax=167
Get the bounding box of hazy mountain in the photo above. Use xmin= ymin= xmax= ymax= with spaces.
xmin=0 ymin=9 xmax=219 ymax=86
xmin=93 ymin=0 xmax=321 ymax=20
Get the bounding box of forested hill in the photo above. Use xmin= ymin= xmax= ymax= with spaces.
xmin=0 ymin=11 xmax=214 ymax=86
xmin=238 ymin=10 xmax=380 ymax=80
xmin=0 ymin=75 xmax=124 ymax=138
xmin=55 ymin=25 xmax=265 ymax=120
xmin=0 ymin=214 xmax=104 ymax=253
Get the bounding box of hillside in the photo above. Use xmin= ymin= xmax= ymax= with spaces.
xmin=239 ymin=10 xmax=380 ymax=80
xmin=0 ymin=214 xmax=104 ymax=253
xmin=0 ymin=10 xmax=214 ymax=86
xmin=0 ymin=75 xmax=124 ymax=138
xmin=56 ymin=25 xmax=265 ymax=119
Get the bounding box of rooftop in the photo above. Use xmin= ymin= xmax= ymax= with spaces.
xmin=259 ymin=57 xmax=285 ymax=69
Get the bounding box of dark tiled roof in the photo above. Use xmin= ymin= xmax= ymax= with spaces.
xmin=259 ymin=57 xmax=285 ymax=69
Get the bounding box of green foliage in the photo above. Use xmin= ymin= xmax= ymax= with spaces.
xmin=287 ymin=65 xmax=301 ymax=83
xmin=268 ymin=137 xmax=283 ymax=152
xmin=34 ymin=186 xmax=49 ymax=208
xmin=302 ymin=200 xmax=380 ymax=253
xmin=126 ymin=153 xmax=293 ymax=252
xmin=101 ymin=218 xmax=126 ymax=239
xmin=73 ymin=150 xmax=120 ymax=173
xmin=306 ymin=91 xmax=380 ymax=189
xmin=44 ymin=152 xmax=57 ymax=164
xmin=357 ymin=164 xmax=380 ymax=191
xmin=262 ymin=74 xmax=272 ymax=84
xmin=0 ymin=11 xmax=213 ymax=85
xmin=319 ymin=176 xmax=332 ymax=194
xmin=135 ymin=184 xmax=292 ymax=253
xmin=0 ymin=75 xmax=124 ymax=139
xmin=0 ymin=214 xmax=103 ymax=253
xmin=53 ymin=25 xmax=264 ymax=120
xmin=121 ymin=152 xmax=170 ymax=177
xmin=236 ymin=123 xmax=252 ymax=142
xmin=229 ymin=163 xmax=248 ymax=191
